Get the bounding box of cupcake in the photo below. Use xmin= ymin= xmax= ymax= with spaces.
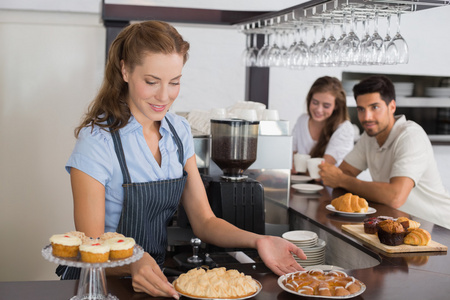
xmin=104 ymin=237 xmax=136 ymax=260
xmin=50 ymin=233 xmax=82 ymax=258
xmin=363 ymin=217 xmax=380 ymax=234
xmin=363 ymin=216 xmax=393 ymax=234
xmin=79 ymin=240 xmax=110 ymax=263
xmin=377 ymin=219 xmax=406 ymax=246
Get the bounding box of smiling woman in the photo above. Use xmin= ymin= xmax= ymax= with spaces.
xmin=61 ymin=20 xmax=307 ymax=299
xmin=292 ymin=76 xmax=354 ymax=169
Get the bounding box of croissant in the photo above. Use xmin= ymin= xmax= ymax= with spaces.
xmin=404 ymin=228 xmax=431 ymax=246
xmin=396 ymin=217 xmax=421 ymax=230
xmin=331 ymin=193 xmax=368 ymax=213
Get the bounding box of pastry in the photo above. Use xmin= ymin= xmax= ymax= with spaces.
xmin=377 ymin=219 xmax=406 ymax=246
xmin=331 ymin=193 xmax=368 ymax=213
xmin=174 ymin=267 xmax=259 ymax=299
xmin=50 ymin=233 xmax=82 ymax=258
xmin=282 ymin=269 xmax=364 ymax=297
xmin=104 ymin=237 xmax=135 ymax=259
xmin=404 ymin=228 xmax=431 ymax=246
xmin=79 ymin=240 xmax=110 ymax=263
xmin=396 ymin=217 xmax=421 ymax=230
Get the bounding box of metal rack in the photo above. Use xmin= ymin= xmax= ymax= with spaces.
xmin=236 ymin=0 xmax=450 ymax=32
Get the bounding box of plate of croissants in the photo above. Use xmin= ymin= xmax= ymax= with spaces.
xmin=326 ymin=193 xmax=376 ymax=217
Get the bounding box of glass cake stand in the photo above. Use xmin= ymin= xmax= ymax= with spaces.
xmin=42 ymin=244 xmax=144 ymax=300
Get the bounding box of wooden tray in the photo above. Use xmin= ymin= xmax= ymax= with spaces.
xmin=342 ymin=224 xmax=448 ymax=253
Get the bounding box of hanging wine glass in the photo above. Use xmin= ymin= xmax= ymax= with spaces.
xmin=369 ymin=9 xmax=385 ymax=65
xmin=383 ymin=13 xmax=393 ymax=65
xmin=321 ymin=15 xmax=337 ymax=67
xmin=256 ymin=25 xmax=270 ymax=67
xmin=315 ymin=17 xmax=328 ymax=67
xmin=359 ymin=14 xmax=372 ymax=65
xmin=386 ymin=9 xmax=409 ymax=64
xmin=267 ymin=28 xmax=282 ymax=67
xmin=309 ymin=25 xmax=320 ymax=67
xmin=278 ymin=29 xmax=290 ymax=67
xmin=340 ymin=7 xmax=360 ymax=65
xmin=245 ymin=33 xmax=259 ymax=67
xmin=333 ymin=12 xmax=348 ymax=66
xmin=240 ymin=25 xmax=252 ymax=66
xmin=291 ymin=23 xmax=309 ymax=69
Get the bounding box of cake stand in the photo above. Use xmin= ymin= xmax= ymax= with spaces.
xmin=42 ymin=244 xmax=144 ymax=300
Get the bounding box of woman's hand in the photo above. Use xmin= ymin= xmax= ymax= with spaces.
xmin=130 ymin=252 xmax=179 ymax=299
xmin=255 ymin=236 xmax=307 ymax=275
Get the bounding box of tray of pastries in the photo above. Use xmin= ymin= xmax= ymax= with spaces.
xmin=278 ymin=269 xmax=366 ymax=298
xmin=173 ymin=267 xmax=261 ymax=299
xmin=342 ymin=216 xmax=448 ymax=253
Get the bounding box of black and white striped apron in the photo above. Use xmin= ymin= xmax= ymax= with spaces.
xmin=57 ymin=117 xmax=187 ymax=279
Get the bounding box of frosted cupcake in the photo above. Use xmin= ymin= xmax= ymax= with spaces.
xmin=79 ymin=240 xmax=110 ymax=263
xmin=50 ymin=234 xmax=82 ymax=258
xmin=104 ymin=237 xmax=135 ymax=260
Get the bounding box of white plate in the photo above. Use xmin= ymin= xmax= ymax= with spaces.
xmin=326 ymin=204 xmax=376 ymax=217
xmin=292 ymin=184 xmax=324 ymax=194
xmin=174 ymin=279 xmax=261 ymax=300
xmin=278 ymin=271 xmax=366 ymax=299
xmin=282 ymin=230 xmax=318 ymax=242
xmin=291 ymin=175 xmax=312 ymax=183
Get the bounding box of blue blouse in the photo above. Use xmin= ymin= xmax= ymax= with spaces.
xmin=65 ymin=112 xmax=195 ymax=232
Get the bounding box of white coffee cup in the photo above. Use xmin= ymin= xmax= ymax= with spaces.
xmin=294 ymin=154 xmax=311 ymax=173
xmin=262 ymin=109 xmax=280 ymax=121
xmin=237 ymin=109 xmax=258 ymax=121
xmin=307 ymin=158 xmax=325 ymax=179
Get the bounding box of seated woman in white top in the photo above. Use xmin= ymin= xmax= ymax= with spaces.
xmin=292 ymin=76 xmax=354 ymax=172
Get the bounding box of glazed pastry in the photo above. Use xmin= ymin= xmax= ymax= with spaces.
xmin=282 ymin=269 xmax=363 ymax=297
xmin=404 ymin=228 xmax=431 ymax=246
xmin=174 ymin=267 xmax=259 ymax=299
xmin=377 ymin=219 xmax=406 ymax=246
xmin=331 ymin=193 xmax=368 ymax=213
xmin=50 ymin=233 xmax=82 ymax=258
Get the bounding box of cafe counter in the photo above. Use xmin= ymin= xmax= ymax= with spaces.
xmin=1 ymin=186 xmax=449 ymax=299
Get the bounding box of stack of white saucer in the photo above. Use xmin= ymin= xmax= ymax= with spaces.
xmin=282 ymin=230 xmax=326 ymax=267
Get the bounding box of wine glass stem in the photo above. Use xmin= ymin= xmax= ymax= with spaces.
xmin=396 ymin=11 xmax=402 ymax=34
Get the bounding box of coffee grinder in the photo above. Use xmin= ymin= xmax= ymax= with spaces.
xmin=172 ymin=118 xmax=265 ymax=270
xmin=206 ymin=118 xmax=265 ymax=236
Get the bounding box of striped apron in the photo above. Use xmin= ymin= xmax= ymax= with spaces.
xmin=57 ymin=117 xmax=187 ymax=279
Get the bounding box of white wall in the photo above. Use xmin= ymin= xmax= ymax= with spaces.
xmin=1 ymin=3 xmax=450 ymax=281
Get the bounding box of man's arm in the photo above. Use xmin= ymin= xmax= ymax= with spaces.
xmin=319 ymin=162 xmax=415 ymax=208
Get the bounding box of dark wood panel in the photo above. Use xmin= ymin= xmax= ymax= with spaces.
xmin=102 ymin=4 xmax=270 ymax=25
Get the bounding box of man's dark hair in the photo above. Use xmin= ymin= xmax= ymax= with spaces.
xmin=353 ymin=75 xmax=396 ymax=106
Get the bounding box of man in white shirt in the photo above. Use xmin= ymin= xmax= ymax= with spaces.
xmin=319 ymin=75 xmax=450 ymax=229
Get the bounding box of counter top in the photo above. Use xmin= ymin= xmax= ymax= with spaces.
xmin=1 ymin=186 xmax=449 ymax=299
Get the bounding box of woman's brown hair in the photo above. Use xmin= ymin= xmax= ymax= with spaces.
xmin=307 ymin=76 xmax=349 ymax=158
xmin=74 ymin=20 xmax=190 ymax=137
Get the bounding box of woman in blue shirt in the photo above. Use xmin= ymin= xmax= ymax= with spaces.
xmin=64 ymin=21 xmax=306 ymax=298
